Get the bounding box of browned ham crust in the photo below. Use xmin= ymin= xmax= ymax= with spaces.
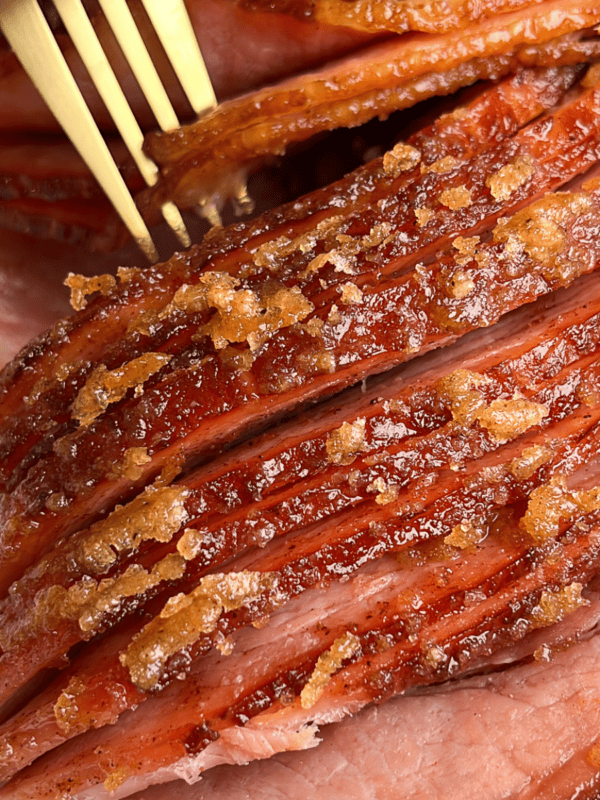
xmin=238 ymin=0 xmax=558 ymax=35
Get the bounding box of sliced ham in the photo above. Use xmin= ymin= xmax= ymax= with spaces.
xmin=125 ymin=606 xmax=600 ymax=800
xmin=4 ymin=18 xmax=600 ymax=799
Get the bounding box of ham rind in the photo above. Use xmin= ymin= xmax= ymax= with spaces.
xmin=238 ymin=0 xmax=564 ymax=36
xmin=3 ymin=271 xmax=600 ymax=709
xmin=4 ymin=74 xmax=600 ymax=598
xmin=142 ymin=4 xmax=600 ymax=215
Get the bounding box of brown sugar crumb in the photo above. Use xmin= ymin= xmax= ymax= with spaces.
xmin=77 ymin=554 xmax=186 ymax=633
xmin=447 ymin=269 xmax=474 ymax=299
xmin=424 ymin=645 xmax=446 ymax=667
xmin=116 ymin=266 xmax=142 ymax=283
xmin=486 ymin=156 xmax=534 ymax=202
xmin=576 ymin=379 xmax=600 ymax=407
xmin=326 ymin=419 xmax=366 ymax=465
xmin=65 ymin=272 xmax=116 ymax=311
xmin=304 ymin=317 xmax=325 ymax=338
xmin=382 ymin=143 xmax=421 ymax=177
xmin=72 ymin=352 xmax=172 ymax=427
xmin=493 ymin=193 xmax=592 ymax=280
xmin=424 ymin=155 xmax=459 ymax=174
xmin=300 ymin=632 xmax=361 ymax=709
xmin=520 ymin=477 xmax=600 ymax=542
xmin=414 ymin=207 xmax=434 ymax=227
xmin=75 ymin=485 xmax=190 ymax=573
xmin=327 ymin=304 xmax=342 ymax=325
xmin=112 ymin=447 xmax=151 ymax=481
xmin=367 ymin=476 xmax=398 ymax=505
xmin=530 ymin=583 xmax=587 ymax=629
xmin=216 ymin=635 xmax=235 ymax=655
xmin=177 ymin=527 xmax=205 ymax=561
xmin=26 ymin=554 xmax=188 ymax=644
xmin=510 ymin=445 xmax=553 ymax=480
xmin=302 ymin=223 xmax=392 ymax=278
xmin=436 ymin=370 xmax=488 ymax=427
xmin=476 ymin=397 xmax=548 ymax=442
xmin=445 ymin=520 xmax=484 ymax=549
xmin=362 ymin=222 xmax=393 ymax=248
xmin=194 ymin=274 xmax=313 ymax=351
xmin=304 ymin=252 xmax=331 ymax=277
xmin=121 ymin=571 xmax=275 ymax=691
xmin=104 ymin=767 xmax=131 ymax=792
xmin=452 ymin=235 xmax=480 ymax=266
xmin=533 ymin=644 xmax=552 ymax=662
xmin=339 ymin=282 xmax=363 ymax=305
xmin=438 ymin=186 xmax=472 ymax=210
xmin=252 ymin=216 xmax=344 ymax=270
xmin=54 ymin=677 xmax=88 ymax=735
xmin=296 ymin=348 xmax=336 ymax=379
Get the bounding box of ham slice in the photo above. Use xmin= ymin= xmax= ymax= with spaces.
xmin=238 ymin=0 xmax=569 ymax=36
xmin=142 ymin=5 xmax=600 ymax=217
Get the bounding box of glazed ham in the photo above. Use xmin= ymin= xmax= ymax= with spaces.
xmin=5 ymin=66 xmax=600 ymax=599
xmin=5 ymin=7 xmax=600 ymax=800
xmin=142 ymin=1 xmax=600 ymax=219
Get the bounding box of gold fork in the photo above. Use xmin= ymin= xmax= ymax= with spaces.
xmin=0 ymin=0 xmax=216 ymax=262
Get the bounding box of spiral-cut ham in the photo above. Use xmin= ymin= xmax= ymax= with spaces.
xmin=3 ymin=262 xmax=600 ymax=791
xmin=5 ymin=42 xmax=600 ymax=800
xmin=4 ymin=68 xmax=600 ymax=603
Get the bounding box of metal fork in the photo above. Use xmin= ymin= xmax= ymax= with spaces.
xmin=0 ymin=0 xmax=217 ymax=262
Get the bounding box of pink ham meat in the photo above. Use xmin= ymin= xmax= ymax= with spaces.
xmin=127 ymin=607 xmax=600 ymax=800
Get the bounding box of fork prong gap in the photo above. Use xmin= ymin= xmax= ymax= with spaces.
xmin=140 ymin=0 xmax=217 ymax=117
xmin=97 ymin=0 xmax=180 ymax=132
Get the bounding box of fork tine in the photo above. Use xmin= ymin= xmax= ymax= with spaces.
xmin=0 ymin=0 xmax=159 ymax=262
xmin=52 ymin=0 xmax=190 ymax=249
xmin=140 ymin=0 xmax=217 ymax=116
xmin=97 ymin=0 xmax=180 ymax=132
